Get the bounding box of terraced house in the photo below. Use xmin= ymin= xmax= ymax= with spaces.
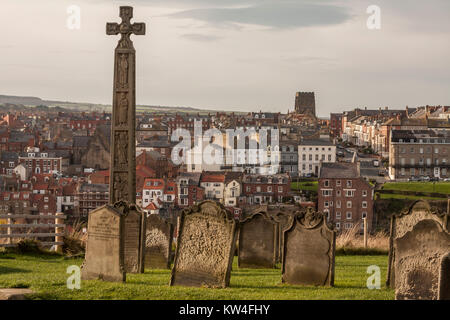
xmin=389 ymin=129 xmax=450 ymax=180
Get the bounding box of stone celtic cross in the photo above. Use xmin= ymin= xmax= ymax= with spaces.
xmin=107 ymin=6 xmax=146 ymax=204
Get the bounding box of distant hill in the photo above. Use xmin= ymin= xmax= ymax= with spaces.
xmin=0 ymin=94 xmax=245 ymax=115
xmin=0 ymin=95 xmax=44 ymax=105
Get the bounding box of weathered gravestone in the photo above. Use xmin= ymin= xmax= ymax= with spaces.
xmin=282 ymin=208 xmax=336 ymax=286
xmin=387 ymin=201 xmax=450 ymax=300
xmin=238 ymin=207 xmax=279 ymax=269
xmin=170 ymin=201 xmax=237 ymax=288
xmin=145 ymin=214 xmax=174 ymax=269
xmin=117 ymin=202 xmax=146 ymax=274
xmin=81 ymin=201 xmax=146 ymax=281
xmin=270 ymin=205 xmax=296 ymax=264
xmin=439 ymin=253 xmax=450 ymax=300
xmin=81 ymin=205 xmax=126 ymax=282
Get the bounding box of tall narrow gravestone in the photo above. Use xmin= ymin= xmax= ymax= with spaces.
xmin=282 ymin=208 xmax=336 ymax=286
xmin=387 ymin=200 xmax=450 ymax=300
xmin=106 ymin=6 xmax=147 ymax=274
xmin=170 ymin=201 xmax=237 ymax=288
xmin=238 ymin=208 xmax=279 ymax=269
xmin=81 ymin=205 xmax=125 ymax=282
xmin=145 ymin=214 xmax=174 ymax=269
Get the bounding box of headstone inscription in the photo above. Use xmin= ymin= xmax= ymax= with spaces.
xmin=145 ymin=214 xmax=174 ymax=269
xmin=170 ymin=201 xmax=237 ymax=288
xmin=81 ymin=205 xmax=125 ymax=282
xmin=238 ymin=208 xmax=279 ymax=269
xmin=282 ymin=208 xmax=336 ymax=286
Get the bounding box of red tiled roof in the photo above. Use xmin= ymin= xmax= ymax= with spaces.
xmin=143 ymin=178 xmax=165 ymax=189
xmin=200 ymin=173 xmax=225 ymax=183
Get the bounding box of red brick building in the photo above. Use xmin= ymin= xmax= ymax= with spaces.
xmin=330 ymin=113 xmax=343 ymax=137
xmin=176 ymin=172 xmax=204 ymax=207
xmin=318 ymin=162 xmax=374 ymax=232
xmin=19 ymin=151 xmax=62 ymax=174
xmin=242 ymin=173 xmax=290 ymax=204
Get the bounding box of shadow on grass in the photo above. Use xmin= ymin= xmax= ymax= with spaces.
xmin=0 ymin=265 xmax=31 ymax=275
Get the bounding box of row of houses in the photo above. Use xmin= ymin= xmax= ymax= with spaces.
xmin=139 ymin=172 xmax=291 ymax=213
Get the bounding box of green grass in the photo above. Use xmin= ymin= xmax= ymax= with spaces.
xmin=382 ymin=182 xmax=450 ymax=194
xmin=376 ymin=193 xmax=444 ymax=201
xmin=291 ymin=181 xmax=318 ymax=193
xmin=0 ymin=253 xmax=393 ymax=300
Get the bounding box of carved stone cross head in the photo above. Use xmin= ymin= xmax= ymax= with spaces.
xmin=107 ymin=6 xmax=146 ymax=48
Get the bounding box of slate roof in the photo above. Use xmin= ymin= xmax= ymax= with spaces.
xmin=320 ymin=162 xmax=359 ymax=179
xmin=299 ymin=139 xmax=334 ymax=146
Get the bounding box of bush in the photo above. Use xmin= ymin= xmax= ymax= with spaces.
xmin=63 ymin=220 xmax=86 ymax=257
xmin=14 ymin=239 xmax=44 ymax=254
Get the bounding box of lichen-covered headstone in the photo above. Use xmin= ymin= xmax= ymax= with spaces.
xmin=282 ymin=208 xmax=335 ymax=286
xmin=145 ymin=214 xmax=174 ymax=269
xmin=387 ymin=200 xmax=450 ymax=300
xmin=170 ymin=201 xmax=237 ymax=288
xmin=391 ymin=202 xmax=450 ymax=300
xmin=81 ymin=205 xmax=125 ymax=282
xmin=238 ymin=209 xmax=279 ymax=268
xmin=439 ymin=253 xmax=450 ymax=300
xmin=387 ymin=200 xmax=449 ymax=289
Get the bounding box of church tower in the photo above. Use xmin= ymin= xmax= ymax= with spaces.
xmin=295 ymin=92 xmax=316 ymax=116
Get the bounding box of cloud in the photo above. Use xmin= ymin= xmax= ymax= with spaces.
xmin=180 ymin=33 xmax=222 ymax=42
xmin=168 ymin=2 xmax=352 ymax=29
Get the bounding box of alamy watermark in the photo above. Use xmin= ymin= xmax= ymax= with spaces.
xmin=67 ymin=5 xmax=81 ymax=30
xmin=366 ymin=265 xmax=381 ymax=290
xmin=171 ymin=120 xmax=280 ymax=174
xmin=67 ymin=265 xmax=81 ymax=290
xmin=367 ymin=5 xmax=381 ymax=30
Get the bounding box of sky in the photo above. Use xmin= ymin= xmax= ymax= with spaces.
xmin=0 ymin=0 xmax=449 ymax=117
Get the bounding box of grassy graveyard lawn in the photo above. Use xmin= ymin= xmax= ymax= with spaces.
xmin=0 ymin=253 xmax=393 ymax=300
xmin=291 ymin=181 xmax=318 ymax=193
xmin=381 ymin=182 xmax=450 ymax=194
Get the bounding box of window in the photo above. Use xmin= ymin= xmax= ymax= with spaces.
xmin=362 ymin=190 xmax=367 ymax=197
xmin=362 ymin=201 xmax=367 ymax=208
xmin=362 ymin=212 xmax=367 ymax=219
xmin=346 ymin=212 xmax=352 ymax=220
xmin=336 ymin=200 xmax=341 ymax=208
xmin=336 ymin=212 xmax=341 ymax=219
xmin=347 ymin=201 xmax=352 ymax=208
xmin=324 ymin=201 xmax=329 ymax=208
xmin=335 ymin=222 xmax=341 ymax=230
xmin=336 ymin=190 xmax=341 ymax=197
xmin=278 ymin=186 xmax=283 ymax=193
xmin=322 ymin=190 xmax=331 ymax=196
xmin=346 ymin=180 xmax=352 ymax=187
xmin=345 ymin=190 xmax=354 ymax=197
xmin=324 ymin=180 xmax=329 ymax=187
xmin=336 ymin=180 xmax=341 ymax=187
